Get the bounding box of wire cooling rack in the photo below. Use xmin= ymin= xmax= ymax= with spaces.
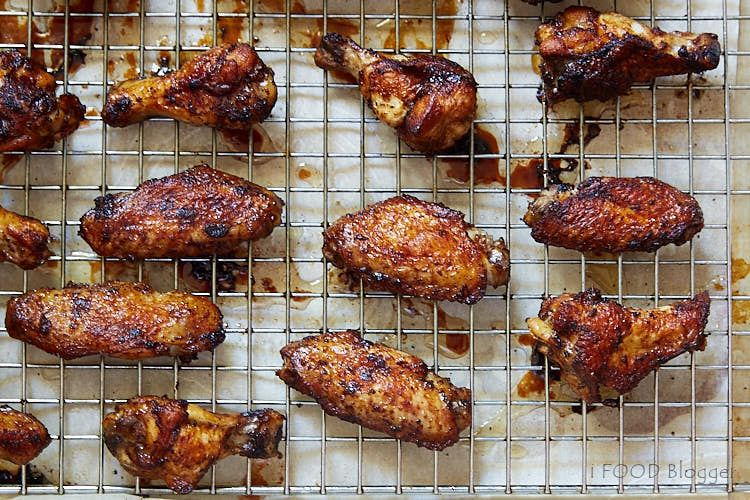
xmin=0 ymin=0 xmax=745 ymax=495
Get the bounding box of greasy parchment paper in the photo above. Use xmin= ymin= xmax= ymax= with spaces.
xmin=0 ymin=0 xmax=747 ymax=495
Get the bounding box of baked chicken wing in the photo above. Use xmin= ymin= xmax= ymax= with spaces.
xmin=278 ymin=330 xmax=471 ymax=451
xmin=314 ymin=33 xmax=477 ymax=154
xmin=535 ymin=6 xmax=721 ymax=104
xmin=0 ymin=205 xmax=53 ymax=270
xmin=79 ymin=164 xmax=283 ymax=259
xmin=0 ymin=49 xmax=85 ymax=152
xmin=527 ymin=289 xmax=710 ymax=403
xmin=5 ymin=281 xmax=224 ymax=361
xmin=102 ymin=43 xmax=276 ymax=130
xmin=103 ymin=396 xmax=283 ymax=494
xmin=0 ymin=406 xmax=51 ymax=466
xmin=323 ymin=195 xmax=509 ymax=304
xmin=523 ymin=177 xmax=703 ymax=253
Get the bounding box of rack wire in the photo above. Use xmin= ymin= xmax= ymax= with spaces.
xmin=0 ymin=0 xmax=744 ymax=495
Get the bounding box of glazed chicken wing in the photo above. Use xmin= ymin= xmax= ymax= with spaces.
xmin=535 ymin=6 xmax=721 ymax=104
xmin=102 ymin=43 xmax=276 ymax=130
xmin=79 ymin=164 xmax=283 ymax=259
xmin=0 ymin=406 xmax=51 ymax=466
xmin=0 ymin=205 xmax=53 ymax=270
xmin=527 ymin=289 xmax=710 ymax=403
xmin=314 ymin=33 xmax=477 ymax=154
xmin=103 ymin=396 xmax=283 ymax=494
xmin=278 ymin=330 xmax=471 ymax=451
xmin=523 ymin=177 xmax=703 ymax=253
xmin=0 ymin=49 xmax=85 ymax=152
xmin=5 ymin=281 xmax=224 ymax=361
xmin=323 ymin=195 xmax=509 ymax=304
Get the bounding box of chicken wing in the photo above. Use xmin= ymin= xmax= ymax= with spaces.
xmin=0 ymin=205 xmax=53 ymax=270
xmin=101 ymin=43 xmax=276 ymax=130
xmin=314 ymin=33 xmax=477 ymax=154
xmin=535 ymin=6 xmax=721 ymax=104
xmin=526 ymin=289 xmax=710 ymax=403
xmin=523 ymin=177 xmax=703 ymax=253
xmin=323 ymin=195 xmax=509 ymax=304
xmin=278 ymin=330 xmax=471 ymax=451
xmin=103 ymin=396 xmax=283 ymax=494
xmin=0 ymin=49 xmax=85 ymax=152
xmin=79 ymin=164 xmax=283 ymax=259
xmin=0 ymin=406 xmax=51 ymax=466
xmin=5 ymin=281 xmax=224 ymax=361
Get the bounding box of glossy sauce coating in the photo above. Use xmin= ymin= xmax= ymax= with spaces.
xmin=0 ymin=205 xmax=53 ymax=269
xmin=0 ymin=406 xmax=51 ymax=466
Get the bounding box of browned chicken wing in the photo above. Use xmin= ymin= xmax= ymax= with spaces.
xmin=527 ymin=289 xmax=710 ymax=403
xmin=535 ymin=6 xmax=721 ymax=104
xmin=314 ymin=33 xmax=477 ymax=154
xmin=323 ymin=195 xmax=509 ymax=304
xmin=0 ymin=49 xmax=85 ymax=152
xmin=523 ymin=177 xmax=703 ymax=253
xmin=101 ymin=43 xmax=276 ymax=130
xmin=79 ymin=164 xmax=283 ymax=260
xmin=103 ymin=396 xmax=283 ymax=494
xmin=0 ymin=406 xmax=51 ymax=466
xmin=278 ymin=330 xmax=471 ymax=451
xmin=5 ymin=281 xmax=224 ymax=361
xmin=0 ymin=205 xmax=53 ymax=270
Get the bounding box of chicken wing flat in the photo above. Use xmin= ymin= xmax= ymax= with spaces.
xmin=527 ymin=289 xmax=710 ymax=403
xmin=0 ymin=49 xmax=85 ymax=152
xmin=102 ymin=43 xmax=276 ymax=130
xmin=0 ymin=406 xmax=51 ymax=466
xmin=314 ymin=33 xmax=477 ymax=154
xmin=103 ymin=396 xmax=283 ymax=494
xmin=0 ymin=205 xmax=53 ymax=270
xmin=79 ymin=164 xmax=283 ymax=259
xmin=323 ymin=195 xmax=509 ymax=304
xmin=278 ymin=330 xmax=471 ymax=451
xmin=535 ymin=6 xmax=721 ymax=104
xmin=523 ymin=177 xmax=703 ymax=253
xmin=5 ymin=281 xmax=224 ymax=361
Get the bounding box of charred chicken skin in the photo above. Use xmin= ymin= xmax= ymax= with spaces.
xmin=314 ymin=33 xmax=477 ymax=154
xmin=103 ymin=396 xmax=284 ymax=494
xmin=523 ymin=177 xmax=703 ymax=253
xmin=79 ymin=164 xmax=283 ymax=260
xmin=0 ymin=49 xmax=85 ymax=152
xmin=527 ymin=289 xmax=710 ymax=403
xmin=278 ymin=330 xmax=471 ymax=451
xmin=0 ymin=205 xmax=53 ymax=270
xmin=323 ymin=195 xmax=510 ymax=304
xmin=5 ymin=281 xmax=224 ymax=361
xmin=535 ymin=6 xmax=721 ymax=104
xmin=0 ymin=406 xmax=51 ymax=466
xmin=101 ymin=43 xmax=276 ymax=130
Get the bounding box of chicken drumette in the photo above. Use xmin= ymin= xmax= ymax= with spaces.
xmin=314 ymin=33 xmax=477 ymax=154
xmin=0 ymin=406 xmax=51 ymax=466
xmin=535 ymin=6 xmax=721 ymax=104
xmin=103 ymin=396 xmax=284 ymax=494
xmin=0 ymin=205 xmax=53 ymax=270
xmin=0 ymin=49 xmax=85 ymax=152
xmin=526 ymin=289 xmax=710 ymax=403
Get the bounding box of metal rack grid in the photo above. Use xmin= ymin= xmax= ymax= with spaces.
xmin=0 ymin=0 xmax=743 ymax=495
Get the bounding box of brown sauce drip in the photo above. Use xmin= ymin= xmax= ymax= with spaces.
xmin=442 ymin=126 xmax=502 ymax=186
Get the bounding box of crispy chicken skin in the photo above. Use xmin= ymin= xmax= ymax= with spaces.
xmin=314 ymin=33 xmax=477 ymax=154
xmin=0 ymin=205 xmax=53 ymax=270
xmin=535 ymin=6 xmax=721 ymax=104
xmin=523 ymin=177 xmax=703 ymax=253
xmin=323 ymin=195 xmax=510 ymax=304
xmin=527 ymin=289 xmax=710 ymax=403
xmin=278 ymin=330 xmax=471 ymax=451
xmin=0 ymin=406 xmax=51 ymax=466
xmin=103 ymin=396 xmax=284 ymax=494
xmin=0 ymin=49 xmax=85 ymax=152
xmin=79 ymin=164 xmax=283 ymax=259
xmin=101 ymin=43 xmax=276 ymax=130
xmin=5 ymin=281 xmax=224 ymax=361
